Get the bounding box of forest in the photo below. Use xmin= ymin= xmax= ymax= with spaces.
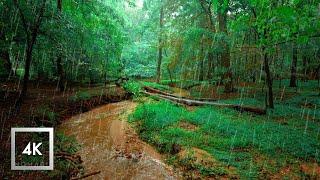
xmin=0 ymin=0 xmax=319 ymax=179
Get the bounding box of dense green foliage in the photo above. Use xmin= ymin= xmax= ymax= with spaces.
xmin=0 ymin=0 xmax=126 ymax=82
xmin=1 ymin=0 xmax=319 ymax=90
xmin=0 ymin=0 xmax=319 ymax=178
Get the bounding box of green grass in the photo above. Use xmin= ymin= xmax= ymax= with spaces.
xmin=123 ymin=80 xmax=142 ymax=97
xmin=273 ymin=79 xmax=320 ymax=91
xmin=69 ymin=91 xmax=93 ymax=101
xmin=35 ymin=106 xmax=58 ymax=123
xmin=130 ymin=92 xmax=320 ymax=178
xmin=48 ymin=133 xmax=81 ymax=178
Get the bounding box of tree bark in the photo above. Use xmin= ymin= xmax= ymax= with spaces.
xmin=156 ymin=4 xmax=164 ymax=83
xmin=263 ymin=51 xmax=274 ymax=108
xmin=289 ymin=44 xmax=298 ymax=87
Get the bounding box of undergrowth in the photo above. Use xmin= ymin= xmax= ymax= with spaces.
xmin=69 ymin=91 xmax=93 ymax=101
xmin=130 ymin=93 xmax=320 ymax=178
xmin=141 ymin=81 xmax=172 ymax=92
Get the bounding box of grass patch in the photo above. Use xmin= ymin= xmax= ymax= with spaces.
xmin=34 ymin=105 xmax=58 ymax=124
xmin=130 ymin=97 xmax=320 ymax=178
xmin=123 ymin=80 xmax=142 ymax=97
xmin=48 ymin=133 xmax=82 ymax=178
xmin=69 ymin=91 xmax=93 ymax=101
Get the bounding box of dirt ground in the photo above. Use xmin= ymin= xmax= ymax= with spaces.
xmin=58 ymin=101 xmax=180 ymax=179
xmin=0 ymin=81 xmax=130 ymax=178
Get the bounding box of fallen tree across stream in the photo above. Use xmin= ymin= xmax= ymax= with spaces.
xmin=143 ymin=87 xmax=266 ymax=115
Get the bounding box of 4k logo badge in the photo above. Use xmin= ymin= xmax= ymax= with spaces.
xmin=11 ymin=128 xmax=54 ymax=170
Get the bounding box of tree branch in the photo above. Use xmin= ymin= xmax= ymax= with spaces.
xmin=13 ymin=0 xmax=30 ymax=43
xmin=30 ymin=0 xmax=47 ymax=47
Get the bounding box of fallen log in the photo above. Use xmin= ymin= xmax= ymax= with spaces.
xmin=143 ymin=91 xmax=187 ymax=107
xmin=143 ymin=86 xmax=174 ymax=96
xmin=143 ymin=91 xmax=266 ymax=115
xmin=192 ymin=97 xmax=218 ymax=102
xmin=143 ymin=86 xmax=217 ymax=102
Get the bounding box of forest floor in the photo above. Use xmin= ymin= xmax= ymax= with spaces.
xmin=0 ymin=81 xmax=132 ymax=178
xmin=1 ymin=79 xmax=319 ymax=179
xmin=58 ymin=100 xmax=179 ymax=179
xmin=129 ymin=79 xmax=320 ymax=179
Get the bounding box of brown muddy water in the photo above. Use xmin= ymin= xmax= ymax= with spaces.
xmin=58 ymin=100 xmax=179 ymax=180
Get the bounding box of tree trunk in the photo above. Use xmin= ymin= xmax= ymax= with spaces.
xmin=56 ymin=56 xmax=65 ymax=91
xmin=302 ymin=55 xmax=308 ymax=81
xmin=16 ymin=45 xmax=33 ymax=106
xmin=14 ymin=0 xmax=46 ymax=108
xmin=217 ymin=0 xmax=233 ymax=92
xmin=156 ymin=5 xmax=164 ymax=83
xmin=198 ymin=43 xmax=205 ymax=81
xmin=56 ymin=0 xmax=65 ymax=92
xmin=167 ymin=66 xmax=173 ymax=84
xmin=264 ymin=51 xmax=274 ymax=108
xmin=207 ymin=52 xmax=214 ymax=80
xmin=317 ymin=64 xmax=320 ymax=87
xmin=198 ymin=0 xmax=215 ymax=80
xmin=198 ymin=59 xmax=204 ymax=81
xmin=222 ymin=45 xmax=232 ymax=92
xmin=290 ymin=45 xmax=298 ymax=87
xmin=252 ymin=53 xmax=257 ymax=83
xmin=0 ymin=50 xmax=12 ymax=77
xmin=279 ymin=52 xmax=285 ymax=88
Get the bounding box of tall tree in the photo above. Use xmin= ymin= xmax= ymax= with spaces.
xmin=289 ymin=43 xmax=298 ymax=87
xmin=198 ymin=37 xmax=205 ymax=81
xmin=0 ymin=5 xmax=12 ymax=79
xmin=217 ymin=0 xmax=233 ymax=92
xmin=199 ymin=0 xmax=215 ymax=80
xmin=56 ymin=0 xmax=66 ymax=92
xmin=263 ymin=47 xmax=274 ymax=108
xmin=247 ymin=2 xmax=274 ymax=108
xmin=14 ymin=0 xmax=47 ymax=107
xmin=156 ymin=1 xmax=164 ymax=83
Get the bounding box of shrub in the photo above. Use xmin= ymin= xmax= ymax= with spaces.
xmin=35 ymin=106 xmax=57 ymax=123
xmin=70 ymin=91 xmax=92 ymax=101
xmin=122 ymin=80 xmax=142 ymax=97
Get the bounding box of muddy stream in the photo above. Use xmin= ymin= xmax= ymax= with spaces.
xmin=58 ymin=100 xmax=178 ymax=179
